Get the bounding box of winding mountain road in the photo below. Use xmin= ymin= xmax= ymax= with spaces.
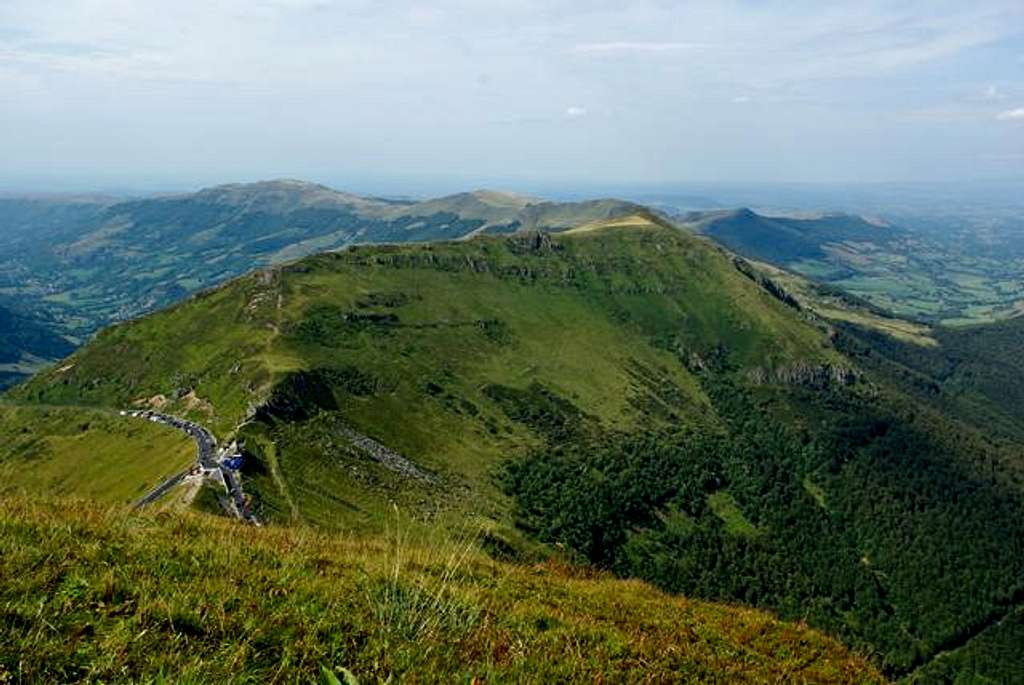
xmin=128 ymin=410 xmax=258 ymax=524
xmin=134 ymin=469 xmax=189 ymax=508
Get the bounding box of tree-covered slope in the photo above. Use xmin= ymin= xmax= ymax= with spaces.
xmin=9 ymin=218 xmax=1024 ymax=678
xmin=0 ymin=195 xmax=114 ymax=250
xmin=684 ymin=208 xmax=898 ymax=265
xmin=836 ymin=313 xmax=1024 ymax=444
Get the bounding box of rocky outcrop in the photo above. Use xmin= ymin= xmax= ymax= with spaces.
xmin=732 ymin=257 xmax=801 ymax=310
xmin=747 ymin=362 xmax=858 ymax=388
xmin=336 ymin=424 xmax=437 ymax=484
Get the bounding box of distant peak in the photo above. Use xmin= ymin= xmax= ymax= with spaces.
xmin=188 ymin=179 xmax=379 ymax=208
xmin=469 ymin=189 xmax=540 ymax=203
xmin=198 ymin=179 xmax=333 ymax=194
xmin=429 ymin=189 xmax=541 ymax=209
xmin=731 ymin=208 xmax=759 ymax=219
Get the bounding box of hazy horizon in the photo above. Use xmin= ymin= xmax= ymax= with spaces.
xmin=2 ymin=177 xmax=1022 ymax=216
xmin=2 ymin=1 xmax=1022 ymax=191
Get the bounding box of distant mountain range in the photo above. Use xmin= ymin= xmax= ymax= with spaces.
xmin=0 ymin=180 xmax=640 ymax=386
xmin=3 ymin=179 xmax=1021 ymax=389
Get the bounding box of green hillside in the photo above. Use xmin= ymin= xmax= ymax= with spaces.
xmin=0 ymin=497 xmax=880 ymax=683
xmin=8 ymin=217 xmax=1024 ymax=678
xmin=0 ymin=403 xmax=194 ymax=505
xmin=14 ymin=214 xmax=832 ymax=495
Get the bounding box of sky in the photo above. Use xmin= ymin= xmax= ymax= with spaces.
xmin=1 ymin=0 xmax=1022 ymax=193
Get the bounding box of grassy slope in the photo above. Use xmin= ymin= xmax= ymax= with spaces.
xmin=0 ymin=497 xmax=880 ymax=684
xmin=13 ymin=220 xmax=834 ymax=531
xmin=0 ymin=403 xmax=194 ymax=505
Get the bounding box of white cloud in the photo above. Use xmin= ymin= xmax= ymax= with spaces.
xmin=996 ymin=108 xmax=1024 ymax=121
xmin=732 ymin=96 xmax=751 ymax=104
xmin=565 ymin=106 xmax=588 ymax=119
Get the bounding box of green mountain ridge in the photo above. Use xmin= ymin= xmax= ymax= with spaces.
xmin=0 ymin=181 xmax=641 ymax=387
xmin=683 ymin=207 xmax=899 ymax=265
xmin=6 ymin=216 xmax=1024 ymax=680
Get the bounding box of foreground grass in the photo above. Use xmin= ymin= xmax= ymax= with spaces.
xmin=0 ymin=498 xmax=880 ymax=683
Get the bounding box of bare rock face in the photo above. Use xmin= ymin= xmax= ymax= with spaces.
xmin=509 ymin=230 xmax=558 ymax=254
xmin=747 ymin=362 xmax=858 ymax=388
xmin=133 ymin=394 xmax=169 ymax=409
xmin=334 ymin=424 xmax=437 ymax=484
xmin=732 ymin=257 xmax=801 ymax=310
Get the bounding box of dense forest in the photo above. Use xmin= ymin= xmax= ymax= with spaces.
xmin=503 ymin=332 xmax=1024 ymax=678
xmin=836 ymin=315 xmax=1024 ymax=444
